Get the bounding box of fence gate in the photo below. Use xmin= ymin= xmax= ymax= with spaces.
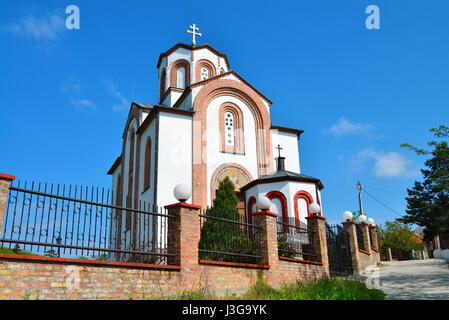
xmin=326 ymin=223 xmax=353 ymax=277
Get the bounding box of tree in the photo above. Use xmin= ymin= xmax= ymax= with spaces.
xmin=198 ymin=177 xmax=257 ymax=263
xmin=399 ymin=125 xmax=449 ymax=241
xmin=378 ymin=221 xmax=424 ymax=251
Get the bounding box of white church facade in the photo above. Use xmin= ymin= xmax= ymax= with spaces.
xmin=108 ymin=28 xmax=325 ymax=249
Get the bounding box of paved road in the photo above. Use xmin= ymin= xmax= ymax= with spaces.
xmin=377 ymin=259 xmax=449 ymax=300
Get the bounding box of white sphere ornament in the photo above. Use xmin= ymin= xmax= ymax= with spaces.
xmin=309 ymin=203 xmax=321 ymax=215
xmin=343 ymin=211 xmax=353 ymax=221
xmin=358 ymin=214 xmax=367 ymax=223
xmin=367 ymin=218 xmax=374 ymax=226
xmin=256 ymin=196 xmax=271 ymax=211
xmin=173 ymin=183 xmax=191 ymax=202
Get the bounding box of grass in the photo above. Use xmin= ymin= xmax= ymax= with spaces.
xmin=154 ymin=276 xmax=385 ymax=300
xmin=0 ymin=247 xmax=40 ymax=256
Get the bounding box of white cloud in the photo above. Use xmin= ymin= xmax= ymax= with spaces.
xmin=104 ymin=81 xmax=130 ymax=112
xmin=344 ymin=148 xmax=419 ymax=178
xmin=71 ymin=99 xmax=97 ymax=114
xmin=60 ymin=78 xmax=81 ymax=94
xmin=328 ymin=117 xmax=373 ymax=136
xmin=4 ymin=10 xmax=64 ymax=40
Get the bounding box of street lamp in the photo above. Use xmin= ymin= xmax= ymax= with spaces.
xmin=358 ymin=214 xmax=367 ymax=223
xmin=343 ymin=211 xmax=353 ymax=221
xmin=308 ymin=203 xmax=321 ymax=216
xmin=256 ymin=196 xmax=271 ymax=211
xmin=367 ymin=218 xmax=374 ymax=226
xmin=173 ymin=183 xmax=191 ymax=202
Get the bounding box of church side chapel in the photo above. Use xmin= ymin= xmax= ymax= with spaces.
xmin=107 ymin=25 xmax=325 ymax=256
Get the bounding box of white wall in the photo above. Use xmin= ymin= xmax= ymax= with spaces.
xmin=244 ymin=180 xmax=322 ymax=228
xmin=206 ymin=95 xmax=259 ymax=205
xmin=434 ymin=249 xmax=449 ymax=260
xmin=156 ymin=112 xmax=193 ymax=207
xmin=271 ymin=129 xmax=300 ymax=173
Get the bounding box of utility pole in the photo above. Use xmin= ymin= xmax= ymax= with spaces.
xmin=357 ymin=181 xmax=364 ymax=216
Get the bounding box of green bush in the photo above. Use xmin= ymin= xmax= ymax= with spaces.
xmin=198 ymin=177 xmax=257 ymax=263
xmin=277 ymin=235 xmax=296 ymax=258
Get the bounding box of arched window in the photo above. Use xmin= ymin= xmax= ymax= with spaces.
xmin=293 ymin=190 xmax=315 ymax=229
xmin=170 ymin=60 xmax=190 ymax=89
xmin=224 ymin=112 xmax=234 ymax=146
xmin=266 ymin=190 xmax=289 ymax=232
xmin=219 ymin=103 xmax=244 ymax=154
xmin=177 ymin=67 xmax=186 ymax=89
xmin=143 ymin=137 xmax=151 ymax=190
xmin=247 ymin=196 xmax=257 ymax=225
xmin=159 ymin=68 xmax=166 ymax=102
xmin=195 ymin=60 xmax=215 ymax=82
xmin=201 ymin=67 xmax=209 ymax=80
xmin=126 ymin=129 xmax=135 ymax=230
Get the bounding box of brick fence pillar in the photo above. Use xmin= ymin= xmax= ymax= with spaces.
xmin=342 ymin=221 xmax=361 ymax=271
xmin=0 ymin=173 xmax=15 ymax=238
xmin=305 ymin=216 xmax=329 ymax=273
xmin=164 ymin=202 xmax=201 ymax=291
xmin=252 ymin=210 xmax=279 ymax=265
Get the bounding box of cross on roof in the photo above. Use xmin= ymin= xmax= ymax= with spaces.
xmin=276 ymin=144 xmax=283 ymax=158
xmin=187 ymin=24 xmax=202 ymax=46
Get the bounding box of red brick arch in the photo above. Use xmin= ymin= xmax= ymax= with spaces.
xmin=265 ymin=191 xmax=288 ymax=220
xmin=192 ymin=78 xmax=274 ymax=208
xmin=170 ymin=59 xmax=190 ymax=88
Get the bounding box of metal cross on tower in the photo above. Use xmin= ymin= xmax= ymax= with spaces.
xmin=187 ymin=24 xmax=202 ymax=46
xmin=276 ymin=144 xmax=283 ymax=158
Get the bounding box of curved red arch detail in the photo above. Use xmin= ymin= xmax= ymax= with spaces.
xmin=293 ymin=190 xmax=322 ymax=224
xmin=247 ymin=196 xmax=257 ymax=225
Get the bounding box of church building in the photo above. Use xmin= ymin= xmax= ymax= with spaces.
xmin=107 ymin=25 xmax=324 ymax=238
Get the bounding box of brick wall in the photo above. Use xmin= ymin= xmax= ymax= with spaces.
xmin=0 ymin=255 xmax=180 ymax=300
xmin=343 ymin=221 xmax=381 ymax=273
xmin=0 ymin=178 xmax=330 ymax=300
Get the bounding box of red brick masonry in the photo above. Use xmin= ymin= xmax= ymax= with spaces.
xmin=0 ymin=180 xmax=329 ymax=299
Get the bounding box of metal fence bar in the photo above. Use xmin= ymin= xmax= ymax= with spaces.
xmin=0 ymin=180 xmax=175 ymax=265
xmin=198 ymin=209 xmax=262 ymax=264
xmin=356 ymin=224 xmax=366 ymax=251
xmin=276 ymin=216 xmax=316 ymax=260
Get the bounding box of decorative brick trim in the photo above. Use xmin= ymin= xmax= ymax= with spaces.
xmin=164 ymin=202 xmax=202 ymax=209
xmin=210 ymin=163 xmax=253 ymax=205
xmin=305 ymin=216 xmax=326 ymax=221
xmin=266 ymin=191 xmax=287 ymax=219
xmin=358 ymin=249 xmax=371 ymax=255
xmin=195 ymin=59 xmax=216 ymax=83
xmin=371 ymin=247 xmax=379 ymax=253
xmin=342 ymin=221 xmax=357 ymax=225
xmin=0 ymin=173 xmax=15 ymax=181
xmin=198 ymin=259 xmax=269 ymax=269
xmin=279 ymin=256 xmax=324 ymax=265
xmin=169 ymin=59 xmax=190 ymax=88
xmin=251 ymin=210 xmax=278 ymax=218
xmin=0 ymin=253 xmax=182 ymax=271
xmin=191 ymin=78 xmax=274 ymax=208
xmin=293 ymin=190 xmax=319 ymax=225
xmin=219 ymin=102 xmax=245 ymax=154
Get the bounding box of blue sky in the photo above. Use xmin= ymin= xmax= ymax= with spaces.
xmin=1 ymin=0 xmax=448 ymax=227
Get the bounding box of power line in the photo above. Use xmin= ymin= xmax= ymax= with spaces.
xmin=362 ymin=187 xmax=404 ymax=218
xmin=363 ymin=185 xmax=404 ymax=195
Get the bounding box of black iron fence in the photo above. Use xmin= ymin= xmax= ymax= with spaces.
xmin=276 ymin=216 xmax=316 ymax=261
xmin=326 ymin=223 xmax=353 ymax=276
xmin=356 ymin=224 xmax=366 ymax=251
xmin=198 ymin=209 xmax=262 ymax=264
xmin=369 ymin=228 xmax=375 ymax=248
xmin=0 ymin=180 xmax=175 ymax=265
